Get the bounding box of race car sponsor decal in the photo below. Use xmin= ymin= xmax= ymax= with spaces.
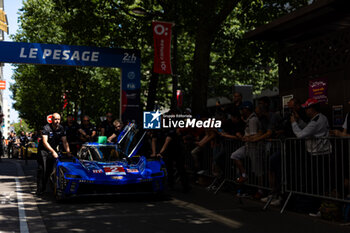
xmin=126 ymin=169 xmax=139 ymax=173
xmin=103 ymin=165 xmax=126 ymax=175
xmin=79 ymin=180 xmax=94 ymax=183
xmin=92 ymin=169 xmax=103 ymax=174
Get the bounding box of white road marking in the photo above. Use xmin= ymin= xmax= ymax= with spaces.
xmin=14 ymin=162 xmax=30 ymax=233
xmin=15 ymin=177 xmax=29 ymax=233
xmin=170 ymin=198 xmax=243 ymax=229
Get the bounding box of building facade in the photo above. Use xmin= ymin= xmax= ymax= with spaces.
xmin=246 ymin=0 xmax=350 ymax=128
xmin=3 ymin=98 xmax=10 ymax=136
xmin=0 ymin=0 xmax=7 ymax=135
xmin=0 ymin=0 xmax=4 ymax=115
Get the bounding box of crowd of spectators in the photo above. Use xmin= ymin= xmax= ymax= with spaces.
xmin=5 ymin=131 xmax=39 ymax=159
xmin=167 ymin=92 xmax=350 ymax=214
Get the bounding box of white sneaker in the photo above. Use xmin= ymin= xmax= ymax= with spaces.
xmin=261 ymin=194 xmax=273 ymax=202
xmin=309 ymin=211 xmax=321 ymax=217
xmin=197 ymin=170 xmax=206 ymax=175
xmin=270 ymin=197 xmax=282 ymax=206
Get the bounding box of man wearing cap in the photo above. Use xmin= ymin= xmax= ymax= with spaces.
xmin=230 ymin=101 xmax=260 ymax=183
xmin=291 ymin=98 xmax=330 ymax=140
xmin=291 ymin=98 xmax=332 ymax=200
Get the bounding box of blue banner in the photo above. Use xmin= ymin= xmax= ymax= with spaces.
xmin=0 ymin=41 xmax=142 ymax=123
xmin=0 ymin=41 xmax=141 ymax=68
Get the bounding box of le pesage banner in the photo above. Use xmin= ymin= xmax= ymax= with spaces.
xmin=0 ymin=41 xmax=142 ymax=123
xmin=0 ymin=41 xmax=140 ymax=69
xmin=152 ymin=21 xmax=173 ymax=74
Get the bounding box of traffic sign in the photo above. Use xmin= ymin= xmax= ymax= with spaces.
xmin=47 ymin=114 xmax=52 ymax=124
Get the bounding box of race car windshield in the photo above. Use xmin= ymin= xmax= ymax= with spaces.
xmin=79 ymin=145 xmax=124 ymax=162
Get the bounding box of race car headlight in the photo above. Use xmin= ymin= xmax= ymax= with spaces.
xmin=65 ymin=174 xmax=81 ymax=179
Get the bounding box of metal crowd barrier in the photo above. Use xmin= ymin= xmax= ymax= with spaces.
xmin=186 ymin=143 xmax=216 ymax=178
xmin=216 ymin=139 xmax=282 ymax=194
xmin=185 ymin=137 xmax=350 ymax=213
xmin=282 ymin=137 xmax=350 ymax=213
xmin=186 ymin=138 xmax=283 ymax=196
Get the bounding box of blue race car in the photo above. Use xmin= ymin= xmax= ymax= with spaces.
xmin=53 ymin=124 xmax=167 ymax=200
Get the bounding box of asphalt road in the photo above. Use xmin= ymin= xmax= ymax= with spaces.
xmin=1 ymin=157 xmax=350 ymax=233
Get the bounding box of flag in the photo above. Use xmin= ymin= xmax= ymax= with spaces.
xmin=152 ymin=21 xmax=173 ymax=74
xmin=0 ymin=80 xmax=6 ymax=90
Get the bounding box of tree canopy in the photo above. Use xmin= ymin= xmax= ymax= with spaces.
xmin=10 ymin=0 xmax=314 ymax=129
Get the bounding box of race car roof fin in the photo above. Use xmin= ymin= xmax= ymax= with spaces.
xmin=128 ymin=131 xmax=147 ymax=158
xmin=117 ymin=123 xmax=134 ymax=144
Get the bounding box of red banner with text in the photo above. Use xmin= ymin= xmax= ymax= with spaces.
xmin=153 ymin=21 xmax=173 ymax=74
xmin=0 ymin=80 xmax=6 ymax=90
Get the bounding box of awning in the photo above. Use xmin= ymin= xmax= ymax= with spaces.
xmin=245 ymin=0 xmax=350 ymax=43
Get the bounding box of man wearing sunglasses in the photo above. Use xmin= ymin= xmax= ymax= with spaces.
xmin=79 ymin=115 xmax=97 ymax=143
xmin=101 ymin=112 xmax=115 ymax=138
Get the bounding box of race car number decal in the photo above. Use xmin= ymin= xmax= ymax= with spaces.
xmin=103 ymin=165 xmax=126 ymax=175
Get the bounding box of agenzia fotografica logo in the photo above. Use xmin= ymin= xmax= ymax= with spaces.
xmin=143 ymin=111 xmax=162 ymax=129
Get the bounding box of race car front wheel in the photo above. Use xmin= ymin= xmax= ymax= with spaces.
xmin=54 ymin=168 xmax=66 ymax=201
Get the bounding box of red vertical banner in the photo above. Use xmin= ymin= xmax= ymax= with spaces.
xmin=62 ymin=93 xmax=68 ymax=109
xmin=0 ymin=80 xmax=6 ymax=90
xmin=153 ymin=21 xmax=173 ymax=74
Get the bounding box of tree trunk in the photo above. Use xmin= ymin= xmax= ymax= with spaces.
xmin=191 ymin=0 xmax=239 ymax=115
xmin=146 ymin=72 xmax=159 ymax=111
xmin=192 ymin=30 xmax=214 ymax=115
